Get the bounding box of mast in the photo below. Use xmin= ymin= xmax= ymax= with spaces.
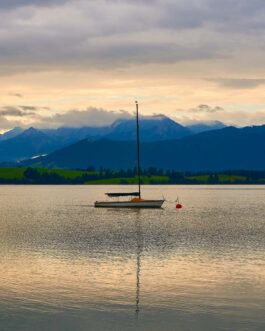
xmin=135 ymin=101 xmax=141 ymax=198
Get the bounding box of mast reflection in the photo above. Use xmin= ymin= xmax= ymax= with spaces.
xmin=135 ymin=212 xmax=143 ymax=318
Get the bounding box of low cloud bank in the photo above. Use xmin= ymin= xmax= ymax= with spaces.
xmin=0 ymin=106 xmax=133 ymax=131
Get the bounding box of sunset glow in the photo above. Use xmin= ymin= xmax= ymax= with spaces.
xmin=1 ymin=0 xmax=265 ymax=130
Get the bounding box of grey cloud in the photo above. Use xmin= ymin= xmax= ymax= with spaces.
xmin=84 ymin=39 xmax=221 ymax=66
xmin=3 ymin=0 xmax=265 ymax=32
xmin=35 ymin=107 xmax=133 ymax=128
xmin=207 ymin=0 xmax=265 ymax=32
xmin=0 ymin=115 xmax=20 ymax=129
xmin=19 ymin=105 xmax=38 ymax=111
xmin=192 ymin=104 xmax=224 ymax=113
xmin=0 ymin=106 xmax=162 ymax=130
xmin=0 ymin=106 xmax=38 ymax=117
xmin=0 ymin=0 xmax=264 ymax=74
xmin=0 ymin=0 xmax=69 ymax=10
xmin=9 ymin=92 xmax=23 ymax=98
xmin=211 ymin=78 xmax=265 ymax=89
xmin=0 ymin=105 xmax=31 ymax=130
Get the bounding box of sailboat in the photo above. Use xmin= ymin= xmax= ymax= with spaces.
xmin=94 ymin=101 xmax=165 ymax=208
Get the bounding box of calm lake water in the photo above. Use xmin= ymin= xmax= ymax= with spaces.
xmin=0 ymin=185 xmax=264 ymax=331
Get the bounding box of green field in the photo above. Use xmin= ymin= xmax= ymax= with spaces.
xmin=188 ymin=175 xmax=209 ymax=182
xmin=87 ymin=176 xmax=169 ymax=185
xmin=0 ymin=167 xmax=96 ymax=179
xmin=218 ymin=174 xmax=246 ymax=182
xmin=188 ymin=174 xmax=247 ymax=183
xmin=0 ymin=167 xmax=25 ymax=179
xmin=0 ymin=168 xmax=170 ymax=184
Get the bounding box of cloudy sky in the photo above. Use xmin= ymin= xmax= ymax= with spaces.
xmin=0 ymin=0 xmax=265 ymax=130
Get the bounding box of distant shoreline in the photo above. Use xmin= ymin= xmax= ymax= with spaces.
xmin=1 ymin=167 xmax=265 ymax=185
xmin=1 ymin=183 xmax=265 ymax=186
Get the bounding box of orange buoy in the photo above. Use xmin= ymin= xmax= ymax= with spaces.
xmin=176 ymin=203 xmax=183 ymax=209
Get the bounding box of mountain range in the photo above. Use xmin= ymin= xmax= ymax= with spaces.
xmin=24 ymin=125 xmax=265 ymax=171
xmin=186 ymin=120 xmax=226 ymax=134
xmin=2 ymin=116 xmax=264 ymax=171
xmin=0 ymin=116 xmax=221 ymax=163
xmin=0 ymin=127 xmax=61 ymax=163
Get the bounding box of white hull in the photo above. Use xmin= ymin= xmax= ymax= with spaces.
xmin=94 ymin=200 xmax=164 ymax=208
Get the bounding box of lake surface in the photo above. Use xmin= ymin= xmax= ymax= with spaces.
xmin=0 ymin=185 xmax=264 ymax=331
